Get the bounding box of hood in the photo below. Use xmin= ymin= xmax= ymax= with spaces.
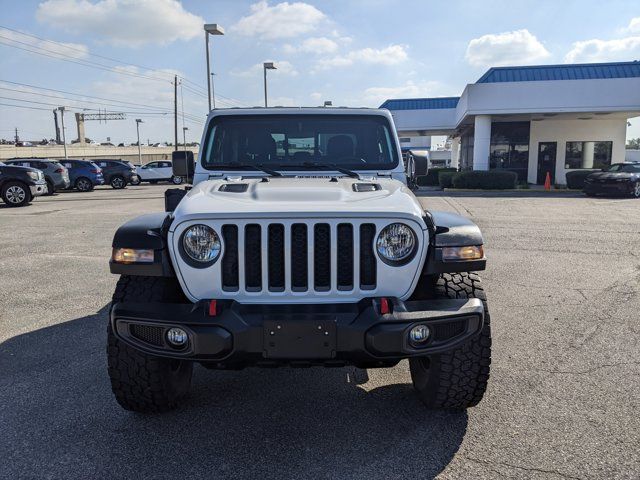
xmin=588 ymin=171 xmax=638 ymax=180
xmin=0 ymin=164 xmax=41 ymax=175
xmin=172 ymin=176 xmax=426 ymax=222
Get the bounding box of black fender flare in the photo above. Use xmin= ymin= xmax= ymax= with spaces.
xmin=109 ymin=213 xmax=175 ymax=277
xmin=422 ymin=210 xmax=486 ymax=274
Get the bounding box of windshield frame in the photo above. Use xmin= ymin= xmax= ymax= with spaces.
xmin=200 ymin=113 xmax=400 ymax=172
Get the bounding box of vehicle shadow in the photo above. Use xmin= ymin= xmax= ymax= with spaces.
xmin=0 ymin=305 xmax=468 ymax=480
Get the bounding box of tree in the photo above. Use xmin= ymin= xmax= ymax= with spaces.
xmin=627 ymin=138 xmax=640 ymax=149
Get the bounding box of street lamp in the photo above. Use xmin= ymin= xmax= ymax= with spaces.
xmin=57 ymin=106 xmax=68 ymax=159
xmin=182 ymin=126 xmax=188 ymax=147
xmin=135 ymin=119 xmax=143 ymax=166
xmin=204 ymin=23 xmax=224 ymax=111
xmin=263 ymin=62 xmax=276 ymax=108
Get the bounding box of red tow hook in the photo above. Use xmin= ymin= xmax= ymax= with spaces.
xmin=380 ymin=297 xmax=391 ymax=315
xmin=208 ymin=299 xmax=218 ymax=317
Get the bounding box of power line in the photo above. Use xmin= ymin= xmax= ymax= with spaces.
xmin=0 ymin=25 xmax=250 ymax=107
xmin=0 ymin=79 xmax=204 ymax=121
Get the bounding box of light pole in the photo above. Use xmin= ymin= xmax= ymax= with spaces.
xmin=58 ymin=106 xmax=68 ymax=159
xmin=182 ymin=126 xmax=188 ymax=147
xmin=204 ymin=23 xmax=224 ymax=111
xmin=135 ymin=119 xmax=143 ymax=166
xmin=210 ymin=72 xmax=216 ymax=109
xmin=263 ymin=62 xmax=276 ymax=107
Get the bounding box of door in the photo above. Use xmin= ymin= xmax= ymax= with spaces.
xmin=157 ymin=161 xmax=173 ymax=179
xmin=537 ymin=142 xmax=557 ymax=184
xmin=141 ymin=161 xmax=160 ymax=180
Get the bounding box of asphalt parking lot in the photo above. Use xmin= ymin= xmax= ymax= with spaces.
xmin=1 ymin=185 xmax=639 ymax=479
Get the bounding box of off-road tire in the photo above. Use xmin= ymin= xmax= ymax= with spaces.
xmin=107 ymin=275 xmax=193 ymax=413
xmin=409 ymin=272 xmax=491 ymax=410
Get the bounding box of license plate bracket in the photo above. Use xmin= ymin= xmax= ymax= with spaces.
xmin=263 ymin=318 xmax=337 ymax=359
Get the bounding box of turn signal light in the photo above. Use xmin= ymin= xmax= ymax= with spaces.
xmin=442 ymin=245 xmax=484 ymax=262
xmin=112 ymin=248 xmax=154 ymax=264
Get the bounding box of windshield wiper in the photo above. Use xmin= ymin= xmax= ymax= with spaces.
xmin=287 ymin=162 xmax=360 ymax=178
xmin=217 ymin=162 xmax=282 ymax=177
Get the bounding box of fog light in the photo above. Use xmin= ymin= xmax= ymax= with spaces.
xmin=409 ymin=325 xmax=430 ymax=346
xmin=166 ymin=327 xmax=188 ymax=347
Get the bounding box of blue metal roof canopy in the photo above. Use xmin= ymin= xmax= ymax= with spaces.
xmin=379 ymin=97 xmax=460 ymax=111
xmin=476 ymin=61 xmax=640 ymax=83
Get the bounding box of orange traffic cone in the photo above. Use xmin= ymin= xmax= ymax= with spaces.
xmin=544 ymin=172 xmax=551 ymax=191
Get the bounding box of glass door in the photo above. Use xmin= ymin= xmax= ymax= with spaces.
xmin=537 ymin=142 xmax=557 ymax=184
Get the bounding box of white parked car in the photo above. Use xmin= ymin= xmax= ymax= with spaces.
xmin=107 ymin=107 xmax=490 ymax=414
xmin=136 ymin=160 xmax=183 ymax=185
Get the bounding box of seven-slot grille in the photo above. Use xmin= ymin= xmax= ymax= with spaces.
xmin=220 ymin=222 xmax=377 ymax=293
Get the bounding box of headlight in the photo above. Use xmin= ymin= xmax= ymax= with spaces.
xmin=181 ymin=224 xmax=221 ymax=265
xmin=376 ymin=223 xmax=417 ymax=265
xmin=27 ymin=171 xmax=39 ymax=180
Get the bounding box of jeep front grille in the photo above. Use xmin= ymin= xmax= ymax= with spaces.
xmin=220 ymin=221 xmax=377 ymax=293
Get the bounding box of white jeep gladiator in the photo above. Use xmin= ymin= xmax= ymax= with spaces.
xmin=108 ymin=107 xmax=491 ymax=412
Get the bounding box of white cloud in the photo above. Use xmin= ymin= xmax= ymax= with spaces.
xmin=230 ymin=1 xmax=325 ymax=39
xmin=465 ymin=29 xmax=551 ymax=68
xmin=284 ymin=37 xmax=338 ymax=54
xmin=565 ymin=36 xmax=640 ymax=63
xmin=360 ymin=81 xmax=448 ymax=107
xmin=36 ymin=0 xmax=203 ymax=47
xmin=624 ymin=17 xmax=640 ymax=34
xmin=231 ymin=60 xmax=299 ymax=77
xmin=310 ymin=92 xmax=322 ymax=101
xmin=316 ymin=44 xmax=408 ymax=70
xmin=0 ymin=29 xmax=88 ymax=59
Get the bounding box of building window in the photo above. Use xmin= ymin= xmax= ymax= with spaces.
xmin=459 ymin=128 xmax=474 ymax=170
xmin=565 ymin=141 xmax=613 ymax=169
xmin=489 ymin=122 xmax=530 ymax=182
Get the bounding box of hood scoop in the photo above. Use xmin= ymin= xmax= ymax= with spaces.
xmin=219 ymin=183 xmax=248 ymax=193
xmin=352 ymin=183 xmax=382 ymax=192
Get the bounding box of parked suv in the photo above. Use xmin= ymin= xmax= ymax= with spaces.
xmin=0 ymin=161 xmax=47 ymax=206
xmin=108 ymin=108 xmax=491 ymax=414
xmin=59 ymin=159 xmax=105 ymax=191
xmin=5 ymin=158 xmax=70 ymax=195
xmin=94 ymin=159 xmax=139 ymax=189
xmin=137 ymin=160 xmax=183 ymax=185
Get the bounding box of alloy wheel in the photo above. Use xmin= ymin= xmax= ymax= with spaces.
xmin=77 ymin=179 xmax=91 ymax=191
xmin=6 ymin=185 xmax=26 ymax=204
xmin=634 ymin=182 xmax=640 ymax=198
xmin=172 ymin=176 xmax=183 ymax=185
xmin=112 ymin=177 xmax=125 ymax=189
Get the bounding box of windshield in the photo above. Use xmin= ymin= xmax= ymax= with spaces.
xmin=607 ymin=164 xmax=640 ymax=172
xmin=202 ymin=114 xmax=398 ymax=171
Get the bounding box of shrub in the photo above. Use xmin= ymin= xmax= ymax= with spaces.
xmin=416 ymin=175 xmax=430 ymax=187
xmin=438 ymin=171 xmax=459 ymax=188
xmin=565 ymin=169 xmax=600 ymax=189
xmin=423 ymin=168 xmax=457 ymax=186
xmin=452 ymin=170 xmax=517 ymax=189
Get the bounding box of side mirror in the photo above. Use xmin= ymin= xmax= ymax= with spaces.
xmin=172 ymin=151 xmax=195 ymax=183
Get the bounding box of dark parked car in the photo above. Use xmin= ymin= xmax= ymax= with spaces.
xmin=5 ymin=158 xmax=70 ymax=195
xmin=0 ymin=161 xmax=48 ymax=207
xmin=94 ymin=159 xmax=140 ymax=189
xmin=59 ymin=159 xmax=105 ymax=191
xmin=583 ymin=162 xmax=640 ymax=198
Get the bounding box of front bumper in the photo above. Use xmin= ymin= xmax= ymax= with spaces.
xmin=584 ymin=181 xmax=634 ymax=195
xmin=110 ymin=298 xmax=484 ymax=367
xmin=30 ymin=182 xmax=47 ymax=197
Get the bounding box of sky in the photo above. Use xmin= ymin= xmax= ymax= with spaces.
xmin=1 ymin=0 xmax=639 ymax=145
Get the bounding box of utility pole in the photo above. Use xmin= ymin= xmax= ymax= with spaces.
xmin=14 ymin=127 xmax=18 ymax=145
xmin=58 ymin=107 xmax=68 ymax=159
xmin=53 ymin=109 xmax=61 ymax=143
xmin=174 ymin=75 xmax=178 ymax=151
xmin=135 ymin=119 xmax=143 ymax=166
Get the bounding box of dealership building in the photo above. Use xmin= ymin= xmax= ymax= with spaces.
xmin=380 ymin=61 xmax=640 ymax=184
